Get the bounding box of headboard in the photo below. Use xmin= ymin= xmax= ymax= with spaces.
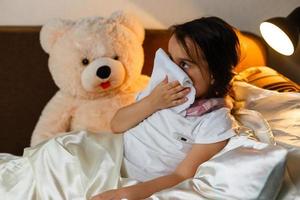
xmin=0 ymin=27 xmax=267 ymax=155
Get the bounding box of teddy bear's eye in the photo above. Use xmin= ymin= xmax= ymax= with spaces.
xmin=113 ymin=55 xmax=119 ymax=60
xmin=82 ymin=58 xmax=90 ymax=66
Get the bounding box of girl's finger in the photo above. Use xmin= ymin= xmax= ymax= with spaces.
xmin=170 ymin=88 xmax=190 ymax=100
xmin=167 ymin=80 xmax=180 ymax=89
xmin=170 ymin=85 xmax=190 ymax=94
xmin=172 ymin=97 xmax=188 ymax=106
xmin=162 ymin=75 xmax=168 ymax=83
xmin=157 ymin=75 xmax=168 ymax=87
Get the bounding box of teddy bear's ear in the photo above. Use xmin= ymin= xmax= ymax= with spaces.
xmin=40 ymin=19 xmax=74 ymax=53
xmin=108 ymin=11 xmax=145 ymax=44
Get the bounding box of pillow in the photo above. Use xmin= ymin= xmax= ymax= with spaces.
xmin=149 ymin=136 xmax=288 ymax=200
xmin=232 ymin=81 xmax=300 ymax=148
xmin=193 ymin=136 xmax=287 ymax=200
xmin=234 ymin=66 xmax=300 ymax=92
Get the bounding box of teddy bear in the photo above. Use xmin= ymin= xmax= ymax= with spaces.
xmin=30 ymin=11 xmax=149 ymax=146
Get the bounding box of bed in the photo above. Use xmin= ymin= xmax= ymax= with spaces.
xmin=0 ymin=27 xmax=299 ymax=199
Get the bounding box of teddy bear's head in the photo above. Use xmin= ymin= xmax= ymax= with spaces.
xmin=40 ymin=11 xmax=145 ymax=99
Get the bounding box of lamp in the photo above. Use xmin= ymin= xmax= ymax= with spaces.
xmin=260 ymin=7 xmax=300 ymax=56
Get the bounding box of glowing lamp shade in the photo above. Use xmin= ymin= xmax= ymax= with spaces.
xmin=259 ymin=7 xmax=300 ymax=56
xmin=260 ymin=22 xmax=295 ymax=55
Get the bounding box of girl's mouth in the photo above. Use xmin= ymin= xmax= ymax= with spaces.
xmin=99 ymin=81 xmax=111 ymax=89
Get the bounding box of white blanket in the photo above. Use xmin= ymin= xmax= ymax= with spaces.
xmin=0 ymin=131 xmax=138 ymax=200
xmin=0 ymin=130 xmax=292 ymax=200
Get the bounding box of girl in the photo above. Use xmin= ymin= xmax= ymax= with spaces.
xmin=92 ymin=16 xmax=240 ymax=200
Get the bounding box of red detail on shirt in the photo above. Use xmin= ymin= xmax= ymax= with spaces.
xmin=185 ymin=98 xmax=226 ymax=117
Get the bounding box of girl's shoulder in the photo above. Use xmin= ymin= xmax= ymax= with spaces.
xmin=193 ymin=107 xmax=237 ymax=144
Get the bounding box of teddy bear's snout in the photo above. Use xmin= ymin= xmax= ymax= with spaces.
xmin=96 ymin=65 xmax=111 ymax=79
xmin=81 ymin=57 xmax=126 ymax=92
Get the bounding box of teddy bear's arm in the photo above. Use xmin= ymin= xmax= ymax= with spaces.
xmin=30 ymin=91 xmax=74 ymax=146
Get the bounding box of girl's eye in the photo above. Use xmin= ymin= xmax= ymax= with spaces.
xmin=82 ymin=58 xmax=90 ymax=66
xmin=179 ymin=61 xmax=190 ymax=70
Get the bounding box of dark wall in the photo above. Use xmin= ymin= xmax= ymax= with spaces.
xmin=267 ymin=41 xmax=300 ymax=84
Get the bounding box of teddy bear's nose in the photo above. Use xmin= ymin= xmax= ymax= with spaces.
xmin=96 ymin=65 xmax=111 ymax=79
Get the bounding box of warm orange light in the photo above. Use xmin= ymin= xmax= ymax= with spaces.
xmin=260 ymin=22 xmax=294 ymax=56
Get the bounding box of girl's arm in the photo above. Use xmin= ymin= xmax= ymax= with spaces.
xmin=91 ymin=140 xmax=228 ymax=200
xmin=110 ymin=76 xmax=190 ymax=133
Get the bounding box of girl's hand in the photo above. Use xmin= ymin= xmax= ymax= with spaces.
xmin=90 ymin=188 xmax=133 ymax=200
xmin=147 ymin=76 xmax=190 ymax=111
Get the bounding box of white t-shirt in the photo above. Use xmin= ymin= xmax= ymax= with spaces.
xmin=122 ymin=107 xmax=237 ymax=182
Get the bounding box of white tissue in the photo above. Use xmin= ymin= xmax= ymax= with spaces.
xmin=136 ymin=48 xmax=196 ymax=113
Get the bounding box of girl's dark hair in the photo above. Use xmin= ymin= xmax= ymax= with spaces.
xmin=170 ymin=16 xmax=240 ymax=98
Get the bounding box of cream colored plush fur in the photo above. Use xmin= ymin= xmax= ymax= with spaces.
xmin=31 ymin=11 xmax=149 ymax=146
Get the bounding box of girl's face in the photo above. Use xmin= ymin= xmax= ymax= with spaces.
xmin=167 ymin=34 xmax=212 ymax=98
